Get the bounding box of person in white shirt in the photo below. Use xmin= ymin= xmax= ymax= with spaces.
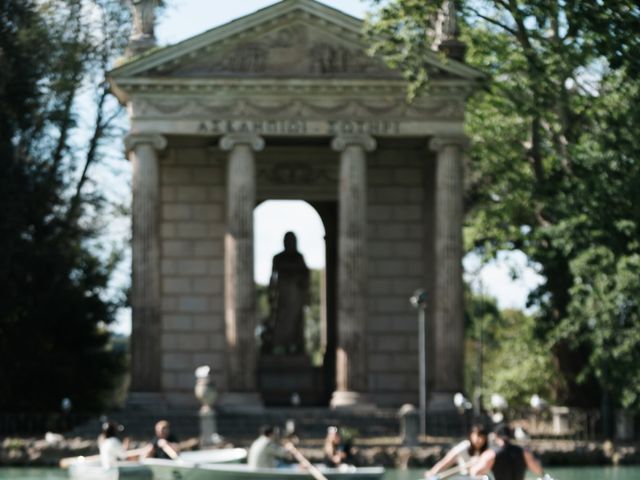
xmin=98 ymin=421 xmax=130 ymax=469
xmin=247 ymin=425 xmax=291 ymax=468
xmin=425 ymin=424 xmax=489 ymax=478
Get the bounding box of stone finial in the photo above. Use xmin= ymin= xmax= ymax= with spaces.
xmin=441 ymin=0 xmax=459 ymax=41
xmin=128 ymin=0 xmax=161 ymax=55
xmin=436 ymin=1 xmax=467 ymax=61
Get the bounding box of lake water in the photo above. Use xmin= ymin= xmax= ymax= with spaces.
xmin=1 ymin=467 xmax=640 ymax=479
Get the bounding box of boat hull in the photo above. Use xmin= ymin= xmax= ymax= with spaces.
xmin=67 ymin=448 xmax=247 ymax=480
xmin=144 ymin=461 xmax=385 ymax=480
xmin=68 ymin=461 xmax=152 ymax=480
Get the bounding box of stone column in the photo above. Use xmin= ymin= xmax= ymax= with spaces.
xmin=218 ymin=133 xmax=264 ymax=410
xmin=330 ymin=135 xmax=376 ymax=409
xmin=429 ymin=136 xmax=467 ymax=409
xmin=125 ymin=133 xmax=167 ymax=392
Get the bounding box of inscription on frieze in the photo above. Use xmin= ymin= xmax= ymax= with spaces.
xmin=198 ymin=119 xmax=400 ymax=136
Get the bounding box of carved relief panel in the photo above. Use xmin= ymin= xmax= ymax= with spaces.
xmin=152 ymin=20 xmax=398 ymax=78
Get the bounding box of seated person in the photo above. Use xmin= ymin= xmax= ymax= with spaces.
xmin=323 ymin=426 xmax=353 ymax=467
xmin=98 ymin=420 xmax=134 ymax=469
xmin=248 ymin=425 xmax=291 ymax=468
xmin=470 ymin=424 xmax=544 ymax=480
xmin=426 ymin=424 xmax=489 ymax=477
xmin=144 ymin=420 xmax=180 ymax=459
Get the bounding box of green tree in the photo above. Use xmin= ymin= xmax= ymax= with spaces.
xmin=0 ymin=0 xmax=130 ymax=412
xmin=464 ymin=288 xmax=559 ymax=408
xmin=367 ymin=1 xmax=640 ymax=411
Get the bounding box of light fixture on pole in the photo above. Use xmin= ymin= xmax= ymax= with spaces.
xmin=453 ymin=392 xmax=472 ymax=414
xmin=409 ymin=289 xmax=428 ymax=436
xmin=490 ymin=393 xmax=508 ymax=424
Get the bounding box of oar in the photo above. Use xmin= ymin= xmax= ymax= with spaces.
xmin=429 ymin=457 xmax=479 ymax=480
xmin=59 ymin=447 xmax=147 ymax=469
xmin=158 ymin=440 xmax=180 ymax=460
xmin=285 ymin=442 xmax=329 ymax=480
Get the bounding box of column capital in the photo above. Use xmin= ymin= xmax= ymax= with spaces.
xmin=429 ymin=135 xmax=470 ymax=153
xmin=125 ymin=133 xmax=167 ymax=153
xmin=219 ymin=133 xmax=265 ymax=152
xmin=331 ymin=135 xmax=377 ymax=153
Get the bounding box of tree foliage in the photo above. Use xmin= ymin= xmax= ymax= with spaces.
xmin=0 ymin=0 xmax=131 ymax=412
xmin=368 ymin=0 xmax=640 ymax=410
xmin=464 ymin=288 xmax=560 ymax=408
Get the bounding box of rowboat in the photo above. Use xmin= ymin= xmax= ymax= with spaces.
xmin=67 ymin=448 xmax=247 ymax=480
xmin=68 ymin=460 xmax=152 ymax=480
xmin=424 ymin=476 xmax=490 ymax=480
xmin=142 ymin=460 xmax=385 ymax=480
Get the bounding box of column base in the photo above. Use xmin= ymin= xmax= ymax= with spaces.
xmin=428 ymin=392 xmax=457 ymax=412
xmin=217 ymin=392 xmax=264 ymax=413
xmin=330 ymin=391 xmax=376 ymax=410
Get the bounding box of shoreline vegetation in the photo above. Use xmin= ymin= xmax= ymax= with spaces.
xmin=1 ymin=436 xmax=638 ymax=468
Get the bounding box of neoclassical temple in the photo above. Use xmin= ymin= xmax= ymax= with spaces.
xmin=109 ymin=0 xmax=483 ymax=410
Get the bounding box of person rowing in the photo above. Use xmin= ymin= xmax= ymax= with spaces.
xmin=98 ymin=420 xmax=140 ymax=469
xmin=248 ymin=425 xmax=293 ymax=468
xmin=425 ymin=424 xmax=489 ymax=479
xmin=144 ymin=420 xmax=180 ymax=460
xmin=470 ymin=424 xmax=545 ymax=480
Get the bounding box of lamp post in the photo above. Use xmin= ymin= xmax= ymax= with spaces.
xmin=60 ymin=397 xmax=72 ymax=432
xmin=409 ymin=289 xmax=428 ymax=436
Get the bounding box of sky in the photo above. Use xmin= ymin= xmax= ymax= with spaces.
xmin=156 ymin=0 xmax=369 ymax=45
xmin=111 ymin=0 xmax=543 ymax=334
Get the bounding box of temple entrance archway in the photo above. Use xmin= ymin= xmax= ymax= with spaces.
xmin=254 ymin=200 xmax=337 ymax=406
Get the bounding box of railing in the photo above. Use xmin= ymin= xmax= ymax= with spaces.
xmin=0 ymin=407 xmax=634 ymax=442
xmin=505 ymin=406 xmax=602 ymax=441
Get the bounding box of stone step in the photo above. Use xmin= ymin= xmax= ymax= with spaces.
xmin=69 ymin=407 xmax=467 ymax=441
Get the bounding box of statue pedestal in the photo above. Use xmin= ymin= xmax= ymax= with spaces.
xmin=258 ymin=354 xmax=324 ymax=406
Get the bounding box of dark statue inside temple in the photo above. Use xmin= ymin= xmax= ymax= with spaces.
xmin=261 ymin=232 xmax=310 ymax=355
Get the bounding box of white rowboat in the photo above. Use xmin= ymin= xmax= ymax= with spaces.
xmin=67 ymin=448 xmax=247 ymax=480
xmin=143 ymin=460 xmax=385 ymax=480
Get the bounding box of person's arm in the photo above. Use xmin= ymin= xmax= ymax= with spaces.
xmin=143 ymin=441 xmax=155 ymax=458
xmin=425 ymin=442 xmax=466 ymax=476
xmin=469 ymin=449 xmax=496 ymax=476
xmin=524 ymin=449 xmax=544 ymax=476
xmin=157 ymin=437 xmax=180 ymax=459
xmin=114 ymin=439 xmax=128 ymax=460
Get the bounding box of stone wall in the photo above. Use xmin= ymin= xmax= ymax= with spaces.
xmin=366 ymin=147 xmax=432 ymax=406
xmin=159 ymin=146 xmax=227 ymax=406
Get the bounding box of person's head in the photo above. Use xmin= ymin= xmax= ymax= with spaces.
xmin=155 ymin=420 xmax=171 ymax=439
xmin=283 ymin=232 xmax=297 ymax=252
xmin=468 ymin=424 xmax=489 ymax=454
xmin=260 ymin=425 xmax=275 ymax=438
xmin=101 ymin=420 xmax=122 ymax=439
xmin=326 ymin=426 xmax=341 ymax=444
xmin=494 ymin=424 xmax=513 ymax=445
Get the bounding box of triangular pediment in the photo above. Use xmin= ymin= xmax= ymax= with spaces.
xmin=150 ymin=18 xmax=397 ymax=79
xmin=110 ymin=0 xmax=483 ymax=83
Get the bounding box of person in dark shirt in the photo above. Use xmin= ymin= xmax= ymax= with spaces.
xmin=144 ymin=420 xmax=180 ymax=459
xmin=470 ymin=424 xmax=544 ymax=480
